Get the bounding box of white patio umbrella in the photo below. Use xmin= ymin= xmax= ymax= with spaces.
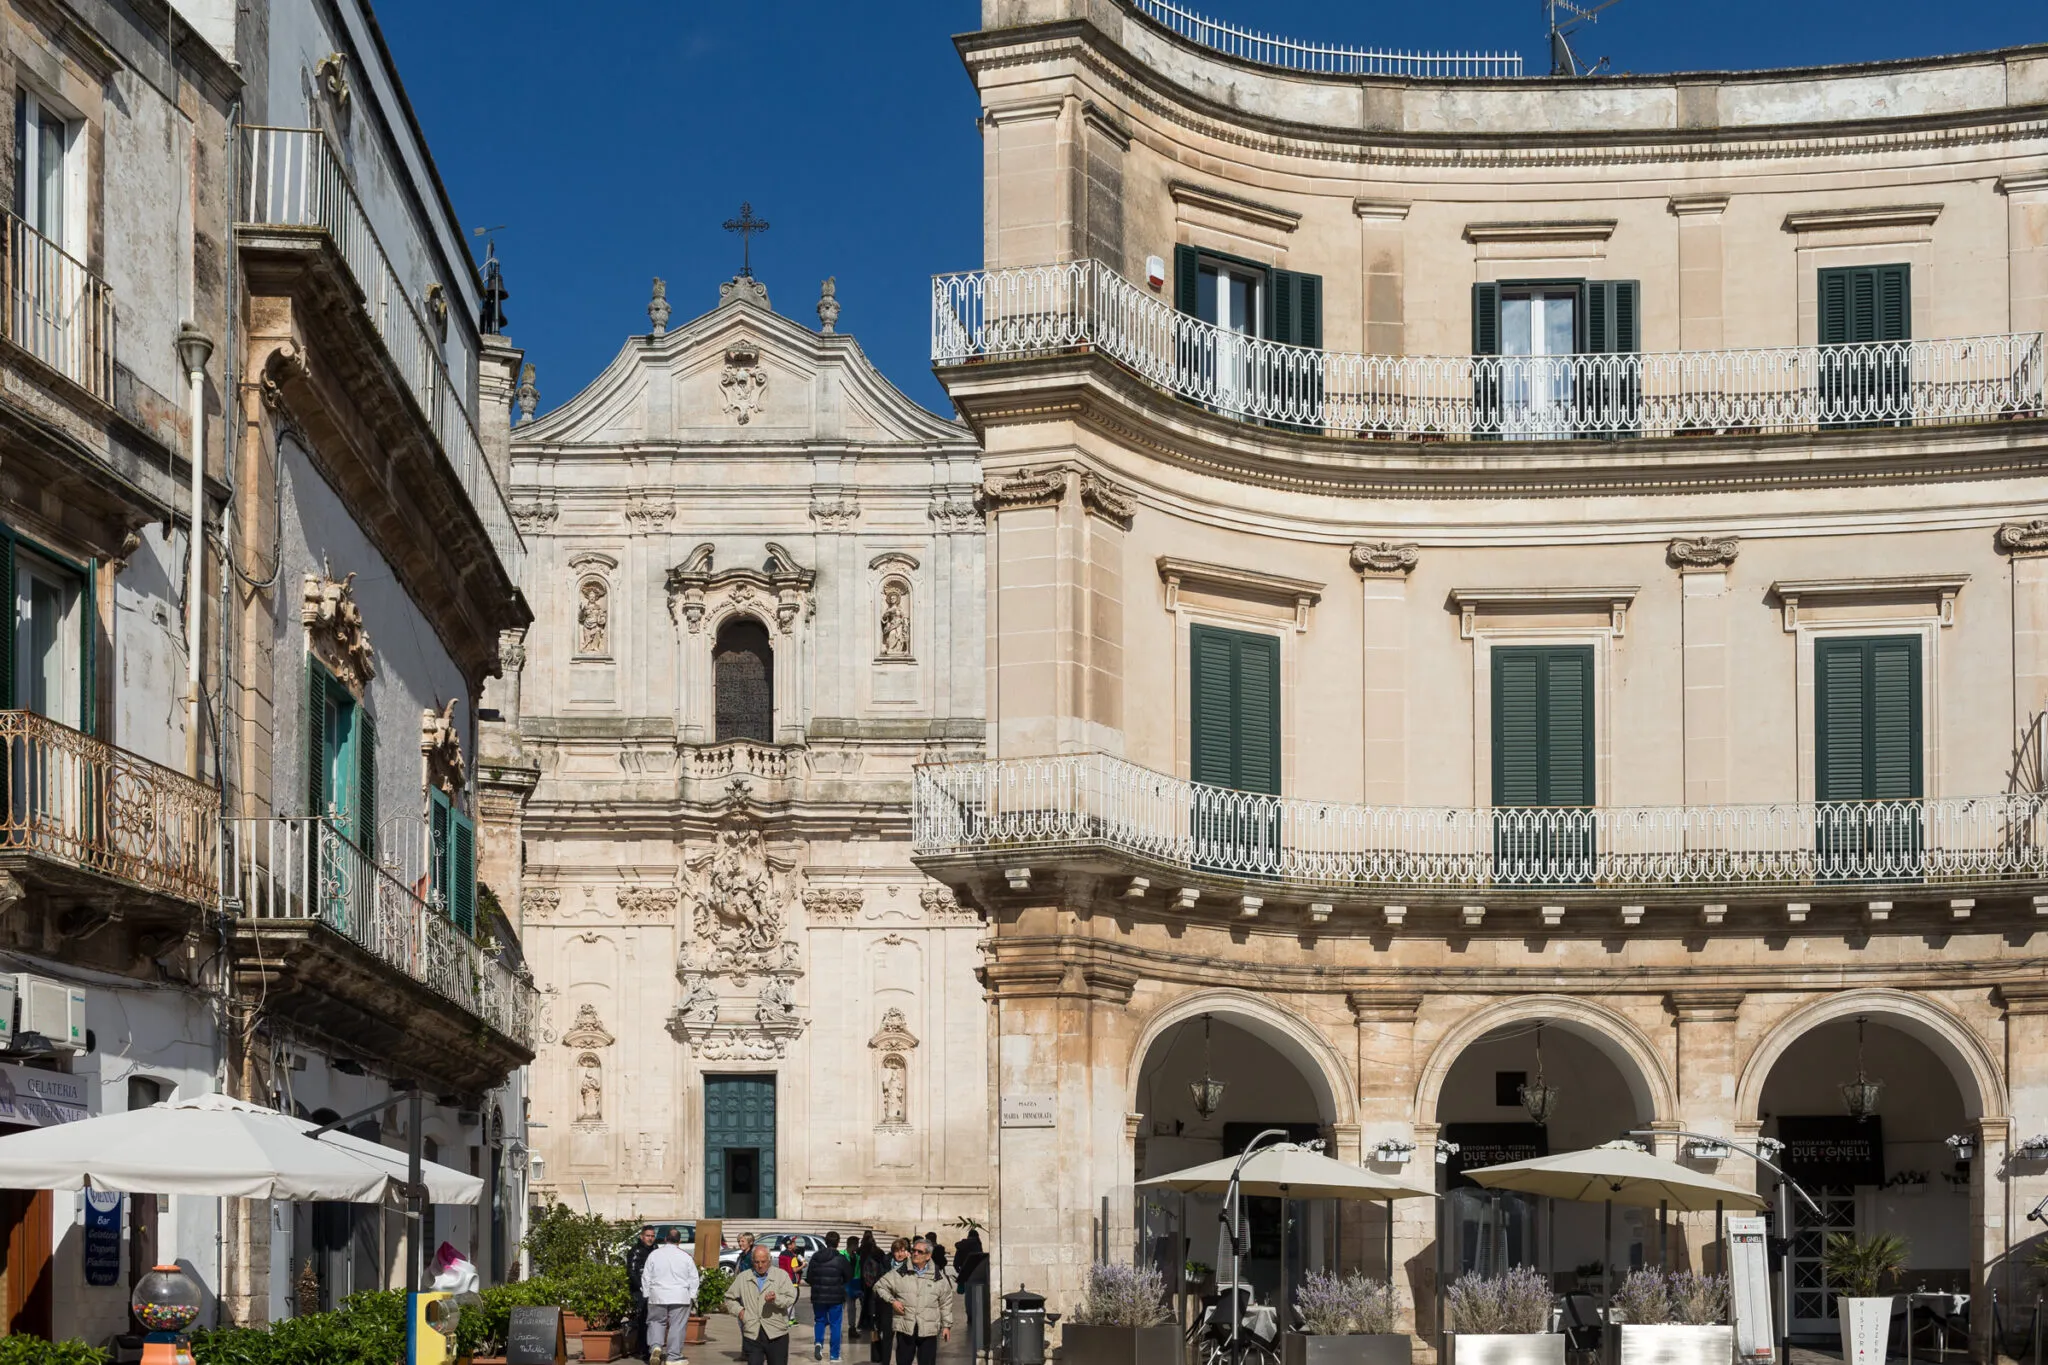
xmin=0 ymin=1092 xmax=480 ymax=1203
xmin=1462 ymin=1140 xmax=1765 ymax=1303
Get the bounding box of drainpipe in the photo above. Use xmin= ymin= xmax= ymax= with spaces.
xmin=176 ymin=322 xmax=214 ymax=778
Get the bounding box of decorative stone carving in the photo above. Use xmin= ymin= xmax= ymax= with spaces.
xmin=511 ymin=499 xmax=557 ymax=533
xmin=648 ymin=277 xmax=671 ymax=335
xmin=1078 ymin=471 xmax=1136 ymax=529
xmin=259 ymin=340 xmax=310 ymax=413
xmin=424 ymin=283 xmax=449 ymax=343
xmin=1668 ymin=535 xmax=1741 ymax=570
xmin=682 ymin=814 xmax=801 ymax=986
xmin=809 ymin=496 xmax=860 ymax=529
xmin=522 ymin=886 xmax=561 ymax=922
xmin=755 ymin=975 xmax=797 ymax=1024
xmin=312 ymin=52 xmax=350 ymax=116
xmin=576 ymin=579 xmax=609 ymax=656
xmin=1350 ymin=542 xmax=1420 ymax=576
xmin=720 ymin=275 xmax=771 ymax=310
xmin=1998 ymin=520 xmax=2048 ymax=556
xmin=562 ymin=1003 xmax=616 ymax=1050
xmin=928 ymin=497 xmax=980 ymax=529
xmin=868 ymin=1007 xmax=920 ymax=1052
xmin=879 ymin=583 xmax=912 ymax=658
xmin=516 ymin=364 xmax=538 ymax=425
xmin=301 ymin=572 xmax=376 ymax=698
xmin=421 ymin=699 xmax=465 ymax=795
xmin=576 ymin=1053 xmax=603 ymax=1122
xmin=817 ymin=276 xmax=840 ymax=334
xmin=880 ymin=1054 xmax=908 ymax=1127
xmin=920 ymin=884 xmax=979 ymax=923
xmin=977 ymin=467 xmax=1066 ymax=516
xmin=803 ymin=887 xmax=864 ymax=921
xmin=678 ymin=975 xmax=720 ymax=1025
xmin=665 ymin=542 xmax=817 ymax=635
xmin=617 ymin=886 xmax=680 ymax=922
xmin=626 ymin=493 xmax=676 ymax=528
xmin=720 ymin=344 xmax=768 ymax=424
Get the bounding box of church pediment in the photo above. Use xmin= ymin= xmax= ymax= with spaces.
xmin=513 ymin=274 xmax=968 ymax=451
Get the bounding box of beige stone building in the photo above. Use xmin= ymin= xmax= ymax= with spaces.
xmin=916 ymin=2 xmax=2048 ymax=1353
xmin=502 ymin=274 xmax=990 ymax=1229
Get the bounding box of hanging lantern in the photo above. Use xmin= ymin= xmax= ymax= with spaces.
xmin=1189 ymin=1014 xmax=1227 ymax=1120
xmin=1519 ymin=1025 xmax=1562 ymax=1126
xmin=1841 ymin=1015 xmax=1885 ymax=1121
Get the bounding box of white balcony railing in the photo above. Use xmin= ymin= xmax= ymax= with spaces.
xmin=932 ymin=260 xmax=2046 ymax=439
xmin=240 ymin=128 xmax=524 ymax=579
xmin=914 ymin=752 xmax=2048 ymax=895
xmin=2 ymin=211 xmax=114 ymax=402
xmin=1125 ymin=0 xmax=1522 ymax=78
xmin=221 ymin=815 xmax=534 ymax=1047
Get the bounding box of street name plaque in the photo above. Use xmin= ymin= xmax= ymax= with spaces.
xmin=1000 ymin=1094 xmax=1056 ymax=1128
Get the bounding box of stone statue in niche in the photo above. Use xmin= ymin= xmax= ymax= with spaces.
xmin=879 ymin=584 xmax=911 ymax=658
xmin=881 ymin=1054 xmax=907 ymax=1126
xmin=577 ymin=580 xmax=609 ymax=655
xmin=680 ymin=975 xmax=720 ymax=1025
xmin=756 ymin=975 xmax=796 ymax=1024
xmin=577 ymin=1052 xmax=603 ymax=1122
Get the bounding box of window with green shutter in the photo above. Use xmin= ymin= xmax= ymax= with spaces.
xmin=306 ymin=659 xmax=376 ymax=858
xmin=1190 ymin=624 xmax=1281 ymax=874
xmin=1491 ymin=646 xmax=1595 ymax=883
xmin=1817 ymin=264 xmax=1911 ymax=426
xmin=1471 ymin=280 xmax=1641 ymax=438
xmin=1814 ymin=634 xmax=1923 ymax=876
xmin=429 ymin=786 xmax=478 ymax=936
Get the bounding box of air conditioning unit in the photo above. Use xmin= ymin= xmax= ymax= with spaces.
xmin=14 ymin=976 xmax=85 ymax=1053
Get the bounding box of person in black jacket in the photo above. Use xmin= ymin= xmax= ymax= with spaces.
xmin=807 ymin=1230 xmax=853 ymax=1362
xmin=624 ymin=1226 xmax=659 ymax=1359
xmin=857 ymin=1233 xmax=890 ymax=1347
xmin=924 ymin=1234 xmax=947 ymax=1275
xmin=953 ymin=1230 xmax=989 ymax=1356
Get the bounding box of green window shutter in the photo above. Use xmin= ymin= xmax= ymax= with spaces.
xmin=1471 ymin=282 xmax=1501 ymax=355
xmin=1869 ymin=636 xmax=1920 ymax=798
xmin=1874 ymin=264 xmax=1910 ymax=342
xmin=451 ymin=808 xmax=476 ymax=936
xmin=1583 ymin=281 xmax=1640 ymax=354
xmin=1265 ymin=272 xmax=1324 ymax=348
xmin=1189 ymin=624 xmax=1281 ymax=795
xmin=1493 ymin=646 xmax=1594 ymax=807
xmin=355 ymin=703 xmax=377 ymax=861
xmin=429 ymin=787 xmax=453 ymax=910
xmin=1815 ymin=636 xmax=1922 ymax=801
xmin=1819 ymin=266 xmax=1911 ymax=345
xmin=1815 ymin=639 xmax=1867 ymax=803
xmin=306 ymin=657 xmax=328 ymax=819
xmin=1189 ymin=626 xmax=1238 ymax=789
xmin=1819 ymin=268 xmax=1852 ymax=346
xmin=1267 ymin=269 xmax=1293 ymax=343
xmin=1296 ymin=273 xmax=1322 ymax=349
xmin=1173 ymin=244 xmax=1200 ymax=317
xmin=0 ymin=529 xmax=15 ymax=710
xmin=1235 ymin=631 xmax=1280 ymax=795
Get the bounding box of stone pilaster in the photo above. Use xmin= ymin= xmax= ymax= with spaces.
xmin=1669 ymin=196 xmax=1728 ymax=350
xmin=1672 ymin=538 xmax=1739 ymax=804
xmin=1355 ymin=547 xmax=1417 ymax=805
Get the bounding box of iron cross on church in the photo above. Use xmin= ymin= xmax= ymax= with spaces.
xmin=723 ymin=202 xmax=770 ymax=278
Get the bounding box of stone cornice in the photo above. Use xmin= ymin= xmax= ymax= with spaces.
xmin=1463 ymin=219 xmax=1616 ymax=243
xmin=1769 ymin=572 xmax=1968 ymax=630
xmin=1170 ymin=180 xmax=1302 ymax=232
xmin=1666 ymin=989 xmax=1746 ymax=1022
xmin=1782 ymin=203 xmax=1943 ymax=233
xmin=1157 ymin=556 xmax=1323 ymax=623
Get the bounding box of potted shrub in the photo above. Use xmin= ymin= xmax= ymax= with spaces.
xmin=1059 ymin=1263 xmax=1179 ymax=1365
xmin=1823 ymin=1233 xmax=1907 ymax=1365
xmin=690 ymin=1265 xmax=736 ymax=1346
xmin=1442 ymin=1267 xmax=1562 ymax=1365
xmin=1285 ymin=1269 xmax=1410 ymax=1365
xmin=564 ymin=1264 xmax=632 ymax=1363
xmin=1603 ymin=1270 xmax=1734 ymax=1365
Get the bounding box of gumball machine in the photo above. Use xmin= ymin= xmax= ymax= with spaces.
xmin=132 ymin=1263 xmax=202 ymax=1365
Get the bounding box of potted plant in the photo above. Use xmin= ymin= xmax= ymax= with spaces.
xmin=1603 ymin=1270 xmax=1734 ymax=1365
xmin=1059 ymin=1263 xmax=1179 ymax=1365
xmin=690 ymin=1265 xmax=736 ymax=1346
xmin=1822 ymin=1233 xmax=1907 ymax=1365
xmin=1186 ymin=1260 xmax=1217 ymax=1295
xmin=1442 ymin=1267 xmax=1562 ymax=1365
xmin=1285 ymin=1269 xmax=1410 ymax=1365
xmin=564 ymin=1263 xmax=632 ymax=1363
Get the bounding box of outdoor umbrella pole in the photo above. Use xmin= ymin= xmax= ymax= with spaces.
xmin=1385 ymin=1198 xmax=1393 ymax=1286
xmin=1659 ymin=1199 xmax=1668 ymax=1269
xmin=1602 ymin=1198 xmax=1613 ymax=1308
xmin=406 ymin=1086 xmax=422 ymax=1293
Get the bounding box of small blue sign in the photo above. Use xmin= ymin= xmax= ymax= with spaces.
xmin=84 ymin=1190 xmax=122 ymax=1287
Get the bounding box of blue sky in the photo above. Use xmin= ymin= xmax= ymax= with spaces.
xmin=380 ymin=0 xmax=2043 ymax=419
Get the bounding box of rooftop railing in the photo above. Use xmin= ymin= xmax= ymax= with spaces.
xmin=0 ymin=710 xmax=218 ymax=904
xmin=1 ymin=211 xmax=115 ymax=403
xmin=240 ymin=127 xmax=524 ymax=580
xmin=932 ymin=260 xmax=2046 ymax=440
xmin=221 ymin=815 xmax=534 ymax=1048
xmin=914 ymin=752 xmax=2048 ymax=896
xmin=1126 ymin=0 xmax=1523 ymax=78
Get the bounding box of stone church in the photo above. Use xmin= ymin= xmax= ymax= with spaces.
xmin=488 ymin=273 xmax=988 ymax=1227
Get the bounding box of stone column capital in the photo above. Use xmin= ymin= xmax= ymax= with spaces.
xmin=1349 ymin=991 xmax=1423 ymax=1023
xmin=1999 ymin=982 xmax=2048 ymax=1016
xmin=1667 ymin=989 xmax=1745 ymax=1022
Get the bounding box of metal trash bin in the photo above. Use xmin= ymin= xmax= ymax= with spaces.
xmin=1000 ymin=1287 xmax=1047 ymax=1365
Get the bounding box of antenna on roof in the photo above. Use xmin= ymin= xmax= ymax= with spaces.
xmin=473 ymin=225 xmax=510 ymax=335
xmin=1546 ymin=0 xmax=1621 ymax=77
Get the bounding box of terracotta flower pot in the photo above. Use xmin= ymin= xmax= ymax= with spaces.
xmin=563 ymin=1312 xmax=590 ymax=1334
xmin=579 ymin=1327 xmax=625 ymax=1362
xmin=685 ymin=1314 xmax=709 ymax=1345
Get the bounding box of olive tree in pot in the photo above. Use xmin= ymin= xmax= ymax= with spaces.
xmin=1603 ymin=1270 xmax=1734 ymax=1365
xmin=1059 ymin=1264 xmax=1179 ymax=1365
xmin=1284 ymin=1270 xmax=1411 ymax=1365
xmin=1441 ymin=1267 xmax=1562 ymax=1365
xmin=1822 ymin=1233 xmax=1908 ymax=1365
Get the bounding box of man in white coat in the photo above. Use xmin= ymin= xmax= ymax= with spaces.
xmin=644 ymin=1227 xmax=702 ymax=1365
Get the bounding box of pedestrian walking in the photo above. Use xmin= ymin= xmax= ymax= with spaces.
xmin=858 ymin=1233 xmax=891 ymax=1349
xmin=843 ymin=1231 xmax=867 ymax=1340
xmin=626 ymin=1225 xmax=659 ymax=1359
xmin=807 ymin=1230 xmax=853 ymax=1361
xmin=728 ymin=1243 xmax=799 ymax=1365
xmin=924 ymin=1233 xmax=947 ymax=1275
xmin=953 ymin=1229 xmax=990 ymax=1356
xmin=867 ymin=1238 xmax=910 ymax=1362
xmin=874 ymin=1237 xmax=954 ymax=1365
xmin=643 ymin=1227 xmax=701 ymax=1365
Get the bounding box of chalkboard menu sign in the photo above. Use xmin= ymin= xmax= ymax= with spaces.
xmin=1444 ymin=1122 xmax=1549 ymax=1190
xmin=1778 ymin=1116 xmax=1884 ymax=1187
xmin=506 ymin=1305 xmax=566 ymax=1365
xmin=82 ymin=1190 xmax=121 ymax=1287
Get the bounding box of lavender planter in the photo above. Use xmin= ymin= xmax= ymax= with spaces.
xmin=1284 ymin=1333 xmax=1414 ymax=1365
xmin=1441 ymin=1333 xmax=1566 ymax=1365
xmin=1605 ymin=1324 xmax=1736 ymax=1365
xmin=1059 ymin=1324 xmax=1183 ymax=1365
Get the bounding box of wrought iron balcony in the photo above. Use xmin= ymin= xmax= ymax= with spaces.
xmin=239 ymin=127 xmax=523 ymax=579
xmin=1124 ymin=0 xmax=1521 ymax=78
xmin=931 ymin=260 xmax=2045 ymax=440
xmin=220 ymin=815 xmax=534 ymax=1054
xmin=1 ymin=210 xmax=115 ymax=403
xmin=0 ymin=710 xmax=217 ymax=905
xmin=913 ymin=752 xmax=2048 ymax=899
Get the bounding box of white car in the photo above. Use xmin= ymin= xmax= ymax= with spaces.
xmin=719 ymin=1232 xmax=831 ymax=1272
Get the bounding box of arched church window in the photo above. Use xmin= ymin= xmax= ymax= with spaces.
xmin=714 ymin=618 xmax=775 ymax=742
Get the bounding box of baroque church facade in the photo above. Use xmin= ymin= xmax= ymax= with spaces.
xmin=491 ymin=273 xmax=989 ymax=1226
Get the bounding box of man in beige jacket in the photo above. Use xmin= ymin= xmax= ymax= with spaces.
xmin=727 ymin=1243 xmax=800 ymax=1365
xmin=872 ymin=1238 xmax=954 ymax=1365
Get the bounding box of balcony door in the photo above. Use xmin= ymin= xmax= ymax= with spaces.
xmin=1473 ymin=280 xmax=1639 ymax=438
xmin=1189 ymin=624 xmax=1280 ymax=874
xmin=1491 ymin=646 xmax=1595 ymax=883
xmin=1174 ymin=246 xmax=1323 ymax=421
xmin=2 ymin=536 xmax=92 ymax=852
xmin=1814 ymin=635 xmax=1922 ymax=877
xmin=11 ymin=91 xmax=86 ymax=382
xmin=13 ymin=548 xmax=83 ymax=730
xmin=1817 ymin=264 xmax=1910 ymax=426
